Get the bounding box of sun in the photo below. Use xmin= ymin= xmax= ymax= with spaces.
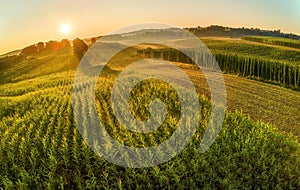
xmin=60 ymin=24 xmax=71 ymax=34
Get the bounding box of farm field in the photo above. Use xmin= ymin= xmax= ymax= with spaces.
xmin=174 ymin=62 xmax=300 ymax=139
xmin=0 ymin=36 xmax=299 ymax=189
xmin=242 ymin=36 xmax=300 ymax=49
xmin=140 ymin=36 xmax=300 ymax=90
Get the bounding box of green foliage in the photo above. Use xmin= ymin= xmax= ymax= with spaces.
xmin=243 ymin=36 xmax=300 ymax=49
xmin=138 ymin=39 xmax=300 ymax=89
xmin=187 ymin=25 xmax=300 ymax=40
xmin=21 ymin=39 xmax=72 ymax=57
xmin=214 ymin=53 xmax=300 ymax=89
xmin=0 ymin=74 xmax=299 ymax=189
xmin=0 ymin=48 xmax=76 ymax=85
xmin=73 ymin=38 xmax=88 ymax=60
xmin=202 ymin=38 xmax=300 ymax=64
xmin=21 ymin=45 xmax=38 ymax=56
xmin=0 ymin=38 xmax=299 ymax=189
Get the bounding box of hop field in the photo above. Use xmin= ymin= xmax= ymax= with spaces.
xmin=242 ymin=36 xmax=300 ymax=49
xmin=0 ymin=39 xmax=299 ymax=189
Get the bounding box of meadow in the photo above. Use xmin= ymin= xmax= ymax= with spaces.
xmin=0 ymin=36 xmax=299 ymax=189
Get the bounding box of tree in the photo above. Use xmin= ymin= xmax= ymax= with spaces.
xmin=73 ymin=38 xmax=88 ymax=59
xmin=60 ymin=39 xmax=71 ymax=49
xmin=45 ymin=40 xmax=59 ymax=52
xmin=90 ymin=37 xmax=97 ymax=46
xmin=21 ymin=45 xmax=38 ymax=56
xmin=36 ymin=42 xmax=45 ymax=52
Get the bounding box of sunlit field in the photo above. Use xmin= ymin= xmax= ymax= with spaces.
xmin=0 ymin=35 xmax=299 ymax=188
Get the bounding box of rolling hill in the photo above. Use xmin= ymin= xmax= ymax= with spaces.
xmin=0 ymin=34 xmax=299 ymax=189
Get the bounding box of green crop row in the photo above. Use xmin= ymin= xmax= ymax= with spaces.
xmin=242 ymin=36 xmax=300 ymax=49
xmin=202 ymin=38 xmax=300 ymax=64
xmin=0 ymin=40 xmax=299 ymax=189
xmin=0 ymin=74 xmax=299 ymax=189
xmin=138 ymin=48 xmax=300 ymax=89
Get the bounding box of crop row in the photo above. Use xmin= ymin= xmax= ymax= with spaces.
xmin=138 ymin=48 xmax=300 ymax=89
xmin=242 ymin=36 xmax=300 ymax=49
xmin=0 ymin=75 xmax=299 ymax=188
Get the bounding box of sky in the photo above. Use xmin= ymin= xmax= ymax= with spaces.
xmin=1 ymin=0 xmax=300 ymax=54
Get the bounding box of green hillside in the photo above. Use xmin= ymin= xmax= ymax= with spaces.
xmin=139 ymin=37 xmax=300 ymax=89
xmin=242 ymin=36 xmax=300 ymax=49
xmin=0 ymin=38 xmax=299 ymax=189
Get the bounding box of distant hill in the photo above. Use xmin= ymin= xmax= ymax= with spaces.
xmin=95 ymin=25 xmax=300 ymax=41
xmin=0 ymin=49 xmax=22 ymax=58
xmin=185 ymin=25 xmax=300 ymax=39
xmin=2 ymin=25 xmax=299 ymax=57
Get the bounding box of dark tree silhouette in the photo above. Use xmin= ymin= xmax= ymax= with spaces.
xmin=73 ymin=38 xmax=88 ymax=59
xmin=45 ymin=40 xmax=59 ymax=52
xmin=21 ymin=45 xmax=38 ymax=56
xmin=36 ymin=42 xmax=45 ymax=52
xmin=90 ymin=37 xmax=97 ymax=46
xmin=186 ymin=25 xmax=300 ymax=39
xmin=60 ymin=39 xmax=71 ymax=49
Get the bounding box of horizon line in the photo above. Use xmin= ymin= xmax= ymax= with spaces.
xmin=1 ymin=24 xmax=299 ymax=56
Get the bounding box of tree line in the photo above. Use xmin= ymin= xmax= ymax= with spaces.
xmin=187 ymin=25 xmax=300 ymax=40
xmin=21 ymin=39 xmax=71 ymax=56
xmin=20 ymin=38 xmax=93 ymax=60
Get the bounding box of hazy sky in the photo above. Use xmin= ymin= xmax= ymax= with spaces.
xmin=1 ymin=0 xmax=299 ymax=54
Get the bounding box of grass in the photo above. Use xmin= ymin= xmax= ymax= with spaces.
xmin=0 ymin=49 xmax=77 ymax=85
xmin=201 ymin=38 xmax=300 ymax=64
xmin=0 ymin=40 xmax=299 ymax=188
xmin=176 ymin=62 xmax=300 ymax=139
xmin=242 ymin=36 xmax=300 ymax=49
xmin=140 ymin=38 xmax=300 ymax=89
